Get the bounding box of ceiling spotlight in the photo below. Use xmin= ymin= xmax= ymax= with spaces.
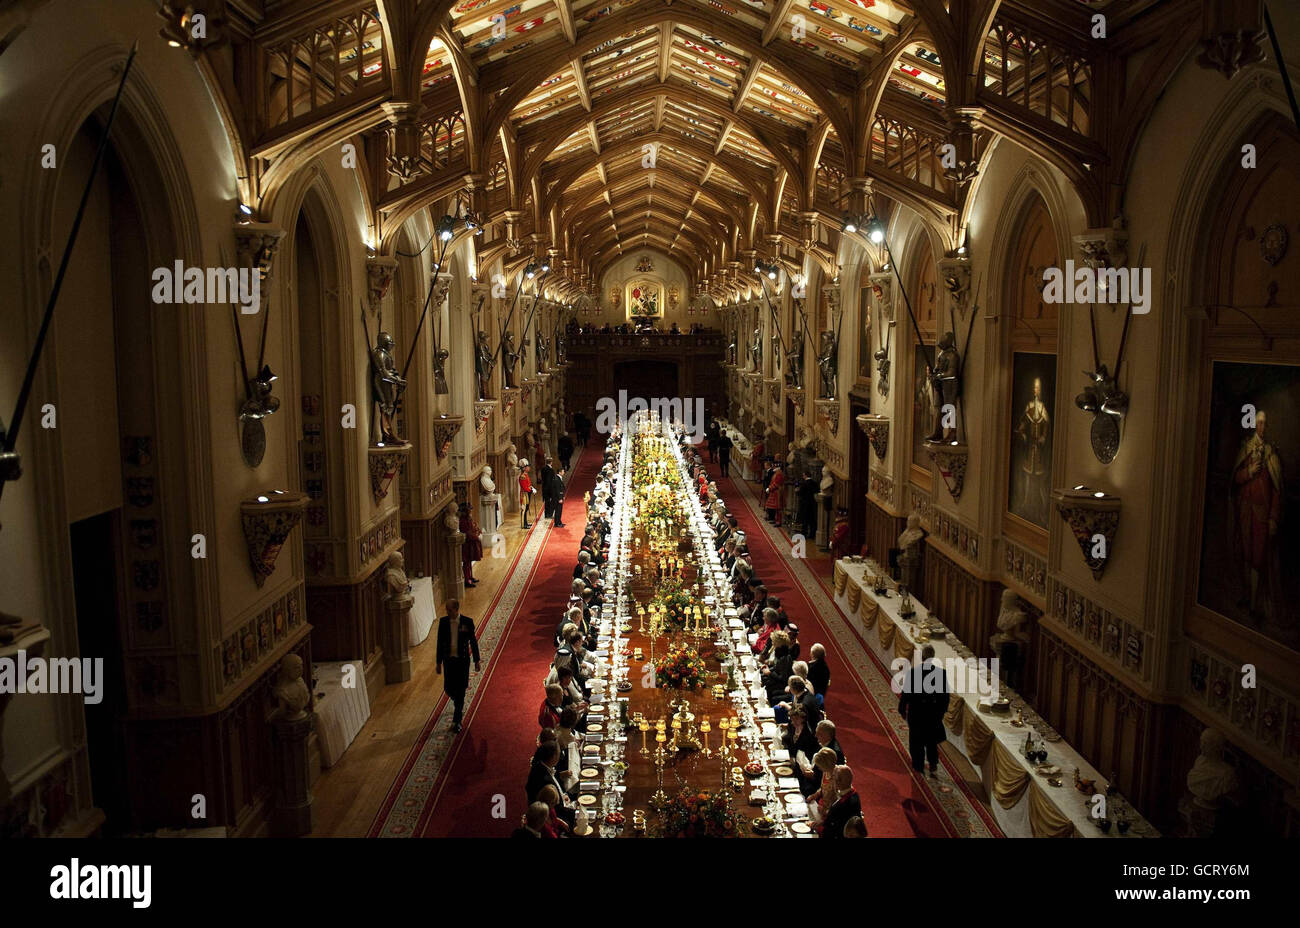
xmin=525 ymin=262 xmax=537 ymax=279
xmin=436 ymin=215 xmax=456 ymax=242
xmin=540 ymin=259 xmax=551 ymax=273
xmin=867 ymin=217 xmax=885 ymax=245
xmin=238 ymin=202 xmax=253 ymax=217
xmin=842 ymin=217 xmax=858 ymax=234
xmin=767 ymin=268 xmax=777 ymax=280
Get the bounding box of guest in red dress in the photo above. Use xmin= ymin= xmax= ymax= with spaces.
xmin=459 ymin=503 xmax=483 ymax=587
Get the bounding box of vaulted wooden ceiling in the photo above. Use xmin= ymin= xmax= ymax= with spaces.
xmin=182 ymin=0 xmax=1201 ymax=302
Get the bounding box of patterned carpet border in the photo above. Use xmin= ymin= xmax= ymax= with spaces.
xmin=722 ymin=469 xmax=1000 ymax=838
xmin=366 ymin=517 xmax=551 ymax=838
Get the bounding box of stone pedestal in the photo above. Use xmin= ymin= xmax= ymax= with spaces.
xmin=815 ymin=492 xmax=832 ymax=550
xmin=443 ymin=529 xmax=466 ymax=604
xmin=383 ymin=595 xmax=413 ymax=683
xmin=270 ymin=712 xmax=315 ymax=837
xmin=480 ymin=492 xmax=501 ymax=538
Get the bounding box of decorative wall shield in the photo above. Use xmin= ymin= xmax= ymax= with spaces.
xmin=368 ymin=441 xmax=411 ymax=504
xmin=1052 ymin=487 xmax=1121 ymax=580
xmin=240 ymin=491 xmax=307 ymax=587
xmin=924 ymin=440 xmax=969 ymax=501
xmin=855 ymin=413 xmax=890 ymax=460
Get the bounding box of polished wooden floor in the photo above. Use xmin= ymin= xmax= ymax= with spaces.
xmin=310 ymin=515 xmax=533 ymax=837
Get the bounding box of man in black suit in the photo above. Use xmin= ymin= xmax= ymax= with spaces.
xmin=525 ymin=742 xmax=575 ymax=826
xmin=716 ymin=432 xmax=733 ymax=476
xmin=820 ymin=766 xmax=861 ymax=838
xmin=435 ymin=597 xmax=481 ymax=734
xmin=898 ymin=645 xmax=949 ymax=776
xmin=539 ymin=456 xmax=557 ymax=522
xmin=548 ymin=462 xmax=567 ymax=528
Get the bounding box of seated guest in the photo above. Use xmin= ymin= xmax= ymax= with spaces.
xmin=538 ymin=683 xmax=564 ymax=729
xmin=573 ymin=550 xmax=591 ymax=579
xmin=807 ymin=643 xmax=830 ymax=697
xmin=536 ymin=785 xmax=571 ymax=837
xmin=525 ymin=742 xmax=575 ymax=826
xmin=787 ymin=675 xmax=821 ymax=726
xmin=512 ymin=802 xmax=551 ymax=838
xmin=807 ymin=747 xmax=841 ymax=812
xmin=555 ymin=707 xmax=582 ymax=794
xmin=799 ymin=720 xmax=844 ymax=797
xmin=843 ymin=816 xmax=868 ymax=838
xmin=746 ymin=586 xmax=770 ymax=627
xmin=786 ymin=623 xmax=801 ymax=662
xmin=754 ymin=612 xmax=781 ymax=662
xmin=555 ymin=666 xmax=586 ymax=715
xmin=763 ymin=633 xmax=794 ymax=704
xmin=819 ymin=766 xmax=860 ymax=838
xmin=769 ymin=596 xmax=788 ymax=628
xmin=782 ymin=704 xmax=819 ymax=768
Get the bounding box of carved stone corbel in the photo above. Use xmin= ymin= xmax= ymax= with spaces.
xmin=240 ymin=490 xmax=307 ymax=587
xmin=924 ymin=440 xmax=969 ymax=502
xmin=366 ymin=255 xmax=398 ymax=313
xmin=383 ymin=101 xmax=424 ymax=180
xmin=1053 ymin=487 xmax=1121 ymax=580
xmin=432 ymin=415 xmax=465 ymax=463
xmin=936 ymin=254 xmax=972 ymax=317
xmin=473 ymin=399 xmax=497 ymax=438
xmin=1074 ymin=221 xmax=1129 ymax=272
xmin=234 ymin=222 xmax=285 ymax=280
xmin=943 ymin=106 xmax=983 ymax=186
xmin=869 ymin=271 xmax=894 ymax=321
xmin=856 ymin=413 xmax=890 ymax=461
xmin=814 ymin=398 xmax=840 ymax=436
xmin=368 ymin=441 xmax=411 ymax=504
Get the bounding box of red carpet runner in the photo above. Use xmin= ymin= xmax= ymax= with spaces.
xmin=391 ymin=442 xmax=603 ymax=837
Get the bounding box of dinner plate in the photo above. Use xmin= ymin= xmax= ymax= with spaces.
xmin=577 ymin=794 xmax=598 ymax=806
xmin=580 ymin=767 xmax=599 ymax=779
xmin=774 ymin=765 xmax=794 ymax=777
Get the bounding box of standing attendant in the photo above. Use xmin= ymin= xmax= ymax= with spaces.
xmin=716 ymin=431 xmax=733 ymax=477
xmin=898 ymin=645 xmax=949 ymax=777
xmin=435 ymin=598 xmax=481 ymax=733
xmin=558 ymin=432 xmax=574 ymax=471
xmin=459 ymin=503 xmax=482 ymax=587
xmin=540 ymin=456 xmax=557 ymax=523
xmin=797 ymin=473 xmax=818 ymax=541
xmin=764 ymin=463 xmax=785 ymax=525
xmin=549 ymin=462 xmax=567 ymax=528
xmin=519 ymin=459 xmax=537 ymax=528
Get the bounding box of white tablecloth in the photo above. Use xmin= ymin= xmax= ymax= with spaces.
xmin=313 ymin=661 xmax=371 ymax=768
xmin=410 ymin=576 xmax=435 ymax=646
xmin=832 ymin=557 xmax=1156 ymax=838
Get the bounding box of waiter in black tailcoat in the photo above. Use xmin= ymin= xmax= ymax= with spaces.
xmin=436 ymin=597 xmax=481 ymax=734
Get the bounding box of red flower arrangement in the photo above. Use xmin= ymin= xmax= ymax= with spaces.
xmin=659 ymin=789 xmax=735 ymax=838
xmin=654 ymin=643 xmax=707 ymax=689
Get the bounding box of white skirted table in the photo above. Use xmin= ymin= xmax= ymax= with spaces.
xmin=312 ymin=661 xmax=372 ymax=769
xmin=409 ymin=575 xmax=436 ymax=646
xmin=832 ymin=557 xmax=1157 ymax=838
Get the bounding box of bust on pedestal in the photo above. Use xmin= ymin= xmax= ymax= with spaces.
xmin=442 ymin=506 xmax=467 ymax=604
xmin=990 ymin=589 xmax=1032 ymax=690
xmin=382 ymin=551 xmax=415 ymax=683
xmin=270 ymin=654 xmax=315 ymax=836
xmin=479 ymin=465 xmax=502 ymax=536
xmin=505 ymin=443 xmax=521 ymax=512
xmin=897 ymin=512 xmax=925 ymax=592
xmin=1182 ymin=728 xmax=1242 ymax=837
xmin=815 ymin=469 xmax=834 ymax=550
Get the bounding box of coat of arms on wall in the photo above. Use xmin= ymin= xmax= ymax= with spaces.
xmin=635 ymin=255 xmax=654 ymax=272
xmin=627 ymin=280 xmax=662 ymax=317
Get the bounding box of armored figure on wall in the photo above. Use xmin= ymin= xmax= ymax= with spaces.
xmin=927 ymin=331 xmax=960 ymax=441
xmin=784 ymin=333 xmax=804 ymax=389
xmin=370 ymin=331 xmax=406 ymax=444
xmin=817 ymin=330 xmax=838 ymax=399
xmin=474 ymin=329 xmax=493 ymax=400
xmin=432 ymin=345 xmax=450 ymax=395
xmin=502 ymin=331 xmax=519 ymax=388
xmin=750 ymin=326 xmax=762 ymax=371
xmin=537 ymin=332 xmax=549 ymax=371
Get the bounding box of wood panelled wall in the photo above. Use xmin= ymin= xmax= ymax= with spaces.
xmin=122 ymin=633 xmax=312 ymax=836
xmin=862 ymin=496 xmax=904 ymax=566
xmin=305 ymin=565 xmax=386 ymax=704
xmin=922 ymin=545 xmax=1000 ymax=661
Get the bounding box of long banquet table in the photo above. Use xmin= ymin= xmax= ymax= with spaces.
xmin=582 ymin=414 xmax=818 ymax=837
xmin=831 ymin=557 xmax=1158 ymax=838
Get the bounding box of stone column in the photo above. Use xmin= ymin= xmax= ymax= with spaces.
xmin=382 ymin=589 xmax=413 ymax=684
xmin=270 ymin=712 xmax=314 ymax=837
xmin=815 ymin=469 xmax=833 ymax=550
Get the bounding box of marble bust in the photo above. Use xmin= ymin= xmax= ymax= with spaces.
xmin=1186 ymin=728 xmax=1240 ymax=810
xmin=444 ymin=506 xmax=462 ymax=538
xmin=990 ymin=589 xmax=1031 ymax=652
xmin=897 ymin=512 xmax=925 ymax=591
xmin=273 ymin=653 xmax=311 ymax=721
xmin=481 ymin=465 xmax=496 ymax=495
xmin=384 ymin=551 xmax=413 ymax=607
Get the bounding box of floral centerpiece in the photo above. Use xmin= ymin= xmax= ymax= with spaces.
xmin=654 ymin=643 xmax=707 ymax=689
xmin=659 ymin=789 xmax=736 ymax=838
xmin=650 ymin=579 xmax=693 ymax=631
